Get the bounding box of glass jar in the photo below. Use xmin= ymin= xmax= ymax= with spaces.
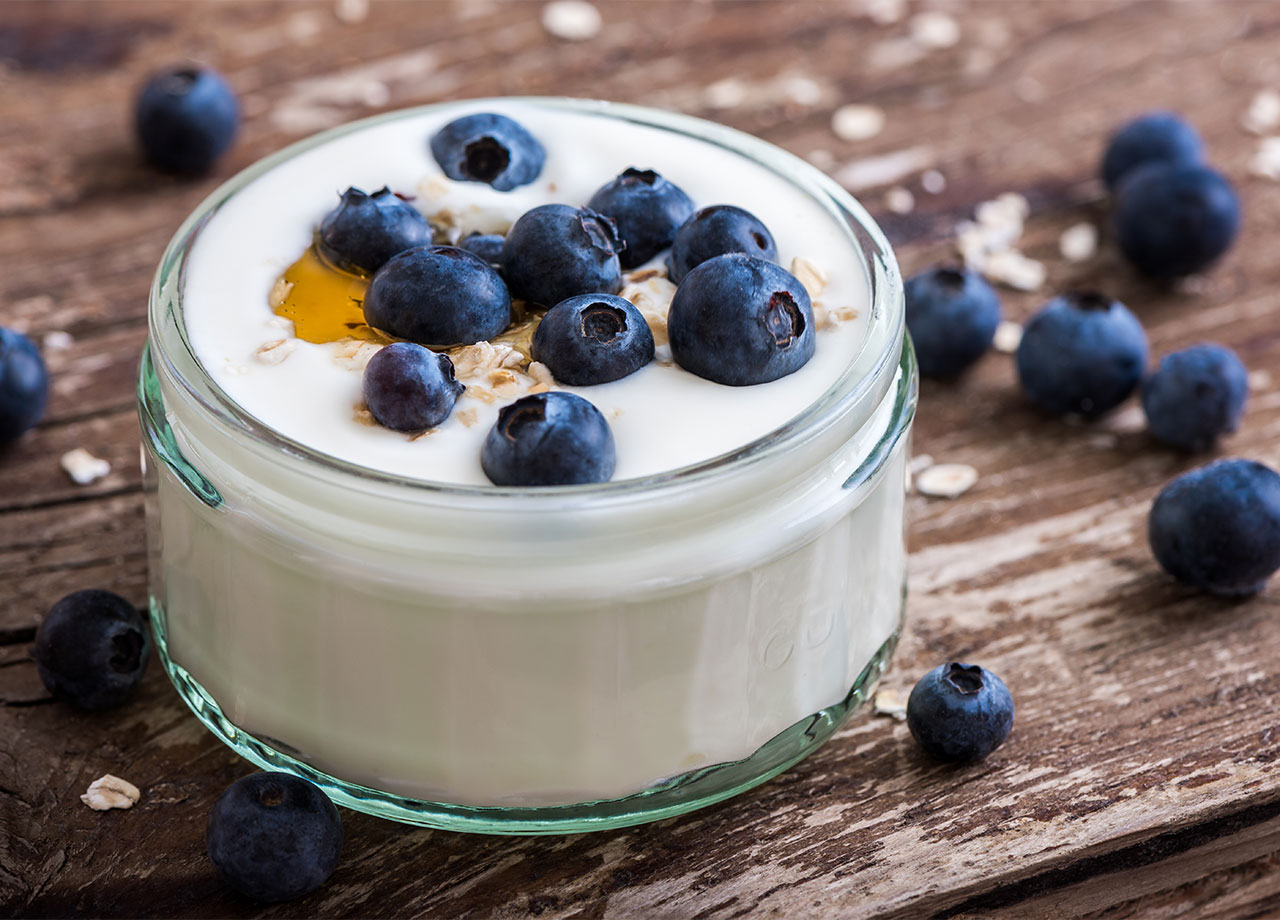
xmin=138 ymin=98 xmax=915 ymax=834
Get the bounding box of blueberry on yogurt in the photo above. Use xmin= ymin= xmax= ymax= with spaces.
xmin=1148 ymin=459 xmax=1280 ymax=596
xmin=135 ymin=65 xmax=239 ymax=175
xmin=206 ymin=772 xmax=343 ymax=903
xmin=667 ymin=253 xmax=814 ymax=386
xmin=429 ymin=112 xmax=546 ymax=191
xmin=0 ymin=328 xmax=48 ymax=442
xmin=363 ymin=342 xmax=464 ymax=432
xmin=1016 ymin=291 xmax=1148 ymax=416
xmin=667 ymin=205 xmax=778 ymax=284
xmin=532 ymin=293 xmax=655 ymax=386
xmin=587 ymin=168 xmax=695 ymax=268
xmin=1114 ymin=163 xmax=1240 ymax=278
xmin=459 ymin=232 xmax=505 ymax=266
xmin=363 ymin=246 xmax=511 ymax=346
xmin=907 ymin=663 xmax=1014 ymax=762
xmin=1101 ymin=111 xmax=1204 ymax=191
xmin=481 ymin=391 xmax=616 ymax=486
xmin=33 ymin=589 xmax=150 ymax=710
xmin=1142 ymin=343 xmax=1248 ymax=452
xmin=500 ymin=204 xmax=623 ymax=307
xmin=317 ymin=187 xmax=433 ymax=274
xmin=904 ymin=266 xmax=1002 ymax=379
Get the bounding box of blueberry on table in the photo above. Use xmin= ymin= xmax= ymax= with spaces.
xmin=429 ymin=112 xmax=546 ymax=191
xmin=459 ymin=232 xmax=505 ymax=266
xmin=316 ymin=187 xmax=433 ymax=275
xmin=1101 ymin=111 xmax=1204 ymax=191
xmin=134 ymin=66 xmax=239 ymax=175
xmin=906 ymin=663 xmax=1014 ymax=762
xmin=0 ymin=328 xmax=48 ymax=442
xmin=532 ymin=294 xmax=655 ymax=386
xmin=666 ymin=205 xmax=778 ymax=284
xmin=587 ymin=168 xmax=695 ymax=268
xmin=206 ymin=772 xmax=343 ymax=903
xmin=363 ymin=246 xmax=511 ymax=347
xmin=481 ymin=391 xmax=616 ymax=486
xmin=32 ymin=590 xmax=150 ymax=710
xmin=1015 ymin=291 xmax=1148 ymax=417
xmin=500 ymin=204 xmax=623 ymax=307
xmin=904 ymin=266 xmax=1002 ymax=379
xmin=667 ymin=253 xmax=814 ymax=386
xmin=1142 ymin=343 xmax=1248 ymax=452
xmin=1149 ymin=459 xmax=1280 ymax=596
xmin=1114 ymin=163 xmax=1240 ymax=278
xmin=363 ymin=343 xmax=464 ymax=432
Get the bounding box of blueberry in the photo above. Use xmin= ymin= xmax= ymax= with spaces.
xmin=1114 ymin=163 xmax=1240 ymax=278
xmin=1101 ymin=112 xmax=1204 ymax=191
xmin=206 ymin=772 xmax=343 ymax=903
xmin=429 ymin=112 xmax=545 ymax=192
xmin=1016 ymin=291 xmax=1148 ymax=416
xmin=363 ymin=246 xmax=511 ymax=346
xmin=906 ymin=663 xmax=1014 ymax=762
xmin=666 ymin=205 xmax=778 ymax=284
xmin=0 ymin=328 xmax=48 ymax=442
xmin=317 ymin=187 xmax=433 ymax=275
xmin=587 ymin=168 xmax=695 ymax=268
xmin=362 ymin=343 xmax=464 ymax=432
xmin=135 ymin=66 xmax=239 ymax=175
xmin=32 ymin=589 xmax=150 ymax=710
xmin=1149 ymin=459 xmax=1280 ymax=596
xmin=500 ymin=204 xmax=623 ymax=307
xmin=1142 ymin=343 xmax=1248 ymax=452
xmin=459 ymin=232 xmax=505 ymax=266
xmin=481 ymin=391 xmax=615 ymax=486
xmin=667 ymin=253 xmax=814 ymax=386
xmin=904 ymin=267 xmax=1002 ymax=379
xmin=531 ymin=294 xmax=655 ymax=386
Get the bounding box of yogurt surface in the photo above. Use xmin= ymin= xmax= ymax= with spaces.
xmin=181 ymin=101 xmax=871 ymax=485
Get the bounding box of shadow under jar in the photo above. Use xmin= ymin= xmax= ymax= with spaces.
xmin=138 ymin=98 xmax=915 ymax=834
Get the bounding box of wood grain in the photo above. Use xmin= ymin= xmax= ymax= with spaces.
xmin=4 ymin=1 xmax=1280 ymax=917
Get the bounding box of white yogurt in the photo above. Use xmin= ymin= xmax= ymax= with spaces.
xmin=181 ymin=103 xmax=870 ymax=485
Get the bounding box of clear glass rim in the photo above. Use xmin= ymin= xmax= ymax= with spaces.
xmin=148 ymin=96 xmax=905 ymax=502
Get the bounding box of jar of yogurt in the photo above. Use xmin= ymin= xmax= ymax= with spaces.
xmin=139 ymin=97 xmax=915 ymax=833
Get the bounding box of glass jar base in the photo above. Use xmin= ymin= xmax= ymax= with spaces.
xmin=152 ymin=598 xmax=900 ymax=835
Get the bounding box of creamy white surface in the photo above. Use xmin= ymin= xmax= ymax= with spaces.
xmin=182 ymin=103 xmax=870 ymax=485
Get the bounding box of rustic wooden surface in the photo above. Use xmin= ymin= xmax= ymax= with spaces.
xmin=4 ymin=1 xmax=1280 ymax=916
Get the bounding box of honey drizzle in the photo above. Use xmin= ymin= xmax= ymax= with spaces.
xmin=273 ymin=246 xmax=385 ymax=345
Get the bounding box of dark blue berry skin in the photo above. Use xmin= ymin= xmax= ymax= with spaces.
xmin=206 ymin=773 xmax=343 ymax=903
xmin=317 ymin=187 xmax=433 ymax=275
xmin=500 ymin=204 xmax=623 ymax=308
xmin=481 ymin=392 xmax=615 ymax=486
xmin=0 ymin=328 xmax=48 ymax=442
xmin=33 ymin=590 xmax=150 ymax=710
xmin=532 ymin=294 xmax=655 ymax=386
xmin=1102 ymin=112 xmax=1204 ymax=191
xmin=1114 ymin=163 xmax=1241 ymax=278
xmin=587 ymin=168 xmax=695 ymax=269
xmin=1149 ymin=459 xmax=1280 ymax=596
xmin=904 ymin=267 xmax=1002 ymax=379
xmin=1016 ymin=292 xmax=1149 ymax=417
xmin=666 ymin=205 xmax=778 ymax=284
xmin=459 ymin=232 xmax=505 ymax=266
xmin=135 ymin=66 xmax=239 ymax=175
xmin=667 ymin=253 xmax=814 ymax=386
xmin=1142 ymin=344 xmax=1248 ymax=452
xmin=363 ymin=246 xmax=511 ymax=347
xmin=429 ymin=112 xmax=546 ymax=192
xmin=906 ymin=663 xmax=1014 ymax=763
xmin=362 ymin=343 xmax=464 ymax=432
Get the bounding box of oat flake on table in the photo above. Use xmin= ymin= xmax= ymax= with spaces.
xmin=831 ymin=104 xmax=886 ymax=142
xmin=915 ymin=463 xmax=979 ymax=498
xmin=81 ymin=774 xmax=141 ymax=811
xmin=60 ymin=448 xmax=110 ymax=485
xmin=540 ymin=0 xmax=602 ymax=41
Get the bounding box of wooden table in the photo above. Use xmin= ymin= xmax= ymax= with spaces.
xmin=5 ymin=1 xmax=1280 ymax=916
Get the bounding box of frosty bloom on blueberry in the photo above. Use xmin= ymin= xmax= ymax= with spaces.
xmin=481 ymin=391 xmax=616 ymax=486
xmin=904 ymin=266 xmax=1002 ymax=379
xmin=429 ymin=112 xmax=546 ymax=191
xmin=135 ymin=65 xmax=239 ymax=175
xmin=0 ymin=327 xmax=48 ymax=442
xmin=1114 ymin=163 xmax=1240 ymax=278
xmin=667 ymin=204 xmax=778 ymax=283
xmin=33 ymin=589 xmax=151 ymax=710
xmin=500 ymin=204 xmax=623 ymax=307
xmin=532 ymin=293 xmax=655 ymax=386
xmin=587 ymin=168 xmax=695 ymax=268
xmin=668 ymin=253 xmax=814 ymax=386
xmin=317 ymin=186 xmax=433 ymax=274
xmin=459 ymin=232 xmax=505 ymax=266
xmin=906 ymin=663 xmax=1014 ymax=762
xmin=1101 ymin=111 xmax=1204 ymax=191
xmin=363 ymin=245 xmax=511 ymax=346
xmin=1142 ymin=343 xmax=1248 ymax=452
xmin=362 ymin=342 xmax=465 ymax=432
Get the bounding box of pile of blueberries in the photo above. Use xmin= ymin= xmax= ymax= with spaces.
xmin=327 ymin=109 xmax=817 ymax=486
